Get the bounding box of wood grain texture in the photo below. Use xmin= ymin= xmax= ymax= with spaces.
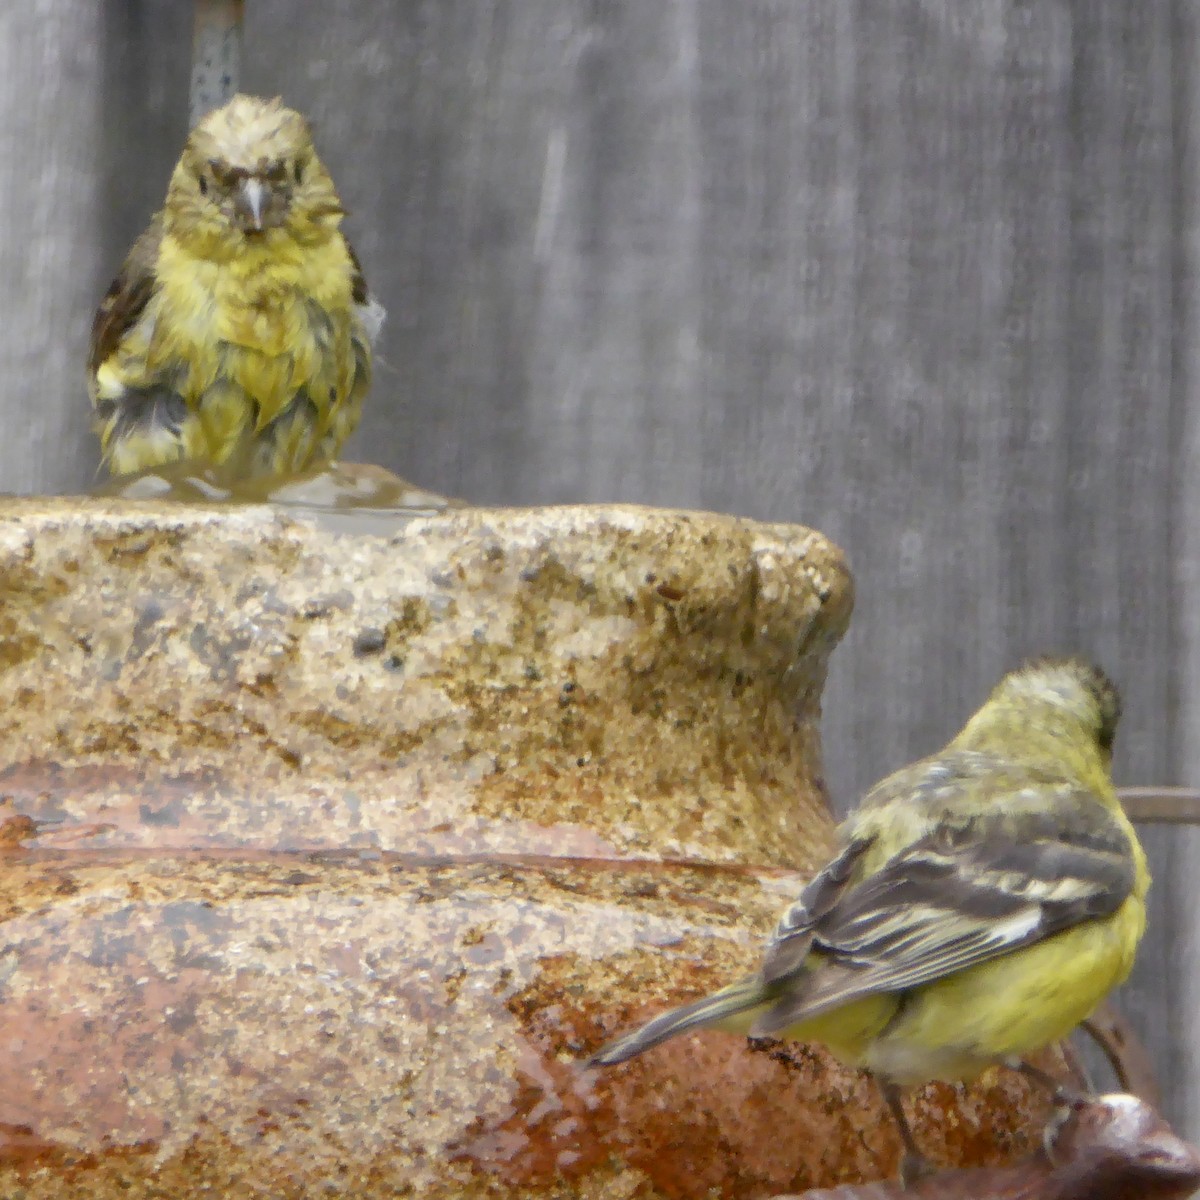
xmin=2 ymin=0 xmax=1194 ymax=1131
xmin=1170 ymin=0 xmax=1200 ymax=1145
xmin=0 ymin=1 xmax=106 ymax=495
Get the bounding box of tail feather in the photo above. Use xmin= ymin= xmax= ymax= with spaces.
xmin=587 ymin=976 xmax=767 ymax=1067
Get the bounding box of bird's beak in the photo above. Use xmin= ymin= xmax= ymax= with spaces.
xmin=234 ymin=177 xmax=268 ymax=231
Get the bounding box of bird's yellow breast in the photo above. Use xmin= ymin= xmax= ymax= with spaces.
xmin=102 ymin=228 xmax=364 ymax=474
xmin=872 ymin=891 xmax=1144 ymax=1083
xmin=154 ymin=228 xmax=355 ymax=371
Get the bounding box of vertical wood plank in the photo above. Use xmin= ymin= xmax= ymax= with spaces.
xmin=1062 ymin=0 xmax=1178 ymax=1120
xmin=1170 ymin=0 xmax=1200 ymax=1143
xmin=0 ymin=1 xmax=107 ymax=495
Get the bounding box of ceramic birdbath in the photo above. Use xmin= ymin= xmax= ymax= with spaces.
xmin=0 ymin=496 xmax=1073 ymax=1197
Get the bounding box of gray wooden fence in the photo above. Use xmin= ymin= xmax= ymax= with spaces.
xmin=2 ymin=0 xmax=1197 ymax=1136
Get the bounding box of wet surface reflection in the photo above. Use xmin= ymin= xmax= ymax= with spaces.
xmin=94 ymin=460 xmax=460 ymax=536
xmin=0 ymin=851 xmax=1053 ymax=1196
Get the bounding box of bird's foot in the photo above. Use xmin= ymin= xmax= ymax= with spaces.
xmin=1006 ymin=1057 xmax=1087 ymax=1106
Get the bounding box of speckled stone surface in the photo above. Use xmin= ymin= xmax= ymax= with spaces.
xmin=0 ymin=498 xmax=1056 ymax=1196
xmin=0 ymin=498 xmax=849 ymax=867
xmin=0 ymin=853 xmax=1059 ymax=1198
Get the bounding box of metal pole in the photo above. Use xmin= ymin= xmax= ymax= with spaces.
xmin=1118 ymin=787 xmax=1200 ymax=825
xmin=190 ymin=0 xmax=244 ymax=127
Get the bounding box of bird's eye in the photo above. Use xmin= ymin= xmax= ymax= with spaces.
xmin=198 ymin=174 xmax=209 ymax=196
xmin=294 ymin=161 xmax=304 ymax=184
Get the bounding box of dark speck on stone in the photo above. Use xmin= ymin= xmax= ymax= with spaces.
xmin=353 ymin=628 xmax=387 ymax=657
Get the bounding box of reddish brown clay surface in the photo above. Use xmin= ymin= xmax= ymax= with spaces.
xmin=0 ymin=851 xmax=1061 ymax=1198
xmin=0 ymin=499 xmax=1066 ymax=1196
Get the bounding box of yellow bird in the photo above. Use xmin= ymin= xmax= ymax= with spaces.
xmin=88 ymin=94 xmax=383 ymax=481
xmin=590 ymin=657 xmax=1149 ymax=1181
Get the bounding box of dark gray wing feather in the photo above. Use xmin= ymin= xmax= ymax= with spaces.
xmin=763 ymin=836 xmax=873 ymax=984
xmin=754 ymin=791 xmax=1136 ymax=1036
xmin=89 ymin=217 xmax=163 ymax=376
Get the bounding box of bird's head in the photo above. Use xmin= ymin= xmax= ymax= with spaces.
xmin=994 ymin=656 xmax=1122 ymax=756
xmin=164 ymin=95 xmax=344 ymax=253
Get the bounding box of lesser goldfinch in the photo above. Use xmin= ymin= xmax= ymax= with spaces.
xmin=88 ymin=94 xmax=383 ymax=481
xmin=590 ymin=657 xmax=1149 ymax=1181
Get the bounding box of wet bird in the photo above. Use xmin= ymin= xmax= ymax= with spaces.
xmin=590 ymin=657 xmax=1149 ymax=1183
xmin=89 ymin=94 xmax=383 ymax=481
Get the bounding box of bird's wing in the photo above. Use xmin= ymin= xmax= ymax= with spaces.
xmin=346 ymin=237 xmax=385 ymax=345
xmin=754 ymin=784 xmax=1136 ymax=1035
xmin=88 ymin=217 xmax=163 ymax=376
xmin=761 ymin=835 xmax=875 ymax=983
xmin=347 ymin=238 xmax=369 ymax=307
